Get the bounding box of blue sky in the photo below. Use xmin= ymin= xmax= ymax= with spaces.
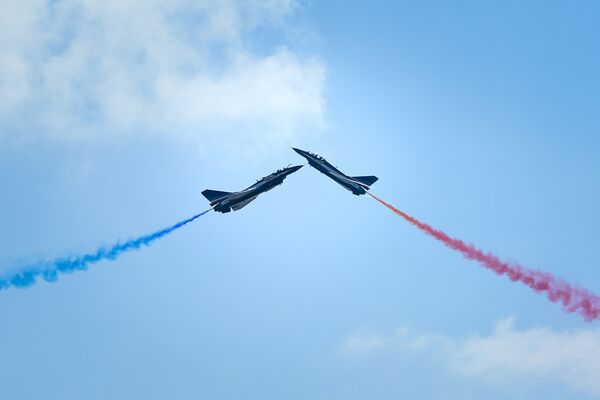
xmin=1 ymin=1 xmax=599 ymax=399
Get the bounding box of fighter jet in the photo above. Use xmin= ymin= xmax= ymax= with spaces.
xmin=292 ymin=148 xmax=378 ymax=195
xmin=202 ymin=165 xmax=303 ymax=213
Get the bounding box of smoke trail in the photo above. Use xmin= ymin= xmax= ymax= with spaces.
xmin=368 ymin=193 xmax=600 ymax=322
xmin=0 ymin=209 xmax=212 ymax=291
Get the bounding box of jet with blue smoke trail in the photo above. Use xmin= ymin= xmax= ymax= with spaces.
xmin=202 ymin=165 xmax=302 ymax=213
xmin=0 ymin=209 xmax=211 ymax=290
xmin=292 ymin=148 xmax=378 ymax=195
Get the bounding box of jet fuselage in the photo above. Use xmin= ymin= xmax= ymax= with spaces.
xmin=292 ymin=148 xmax=376 ymax=195
xmin=202 ymin=165 xmax=302 ymax=213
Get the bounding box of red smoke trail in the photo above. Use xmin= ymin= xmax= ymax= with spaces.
xmin=368 ymin=192 xmax=600 ymax=322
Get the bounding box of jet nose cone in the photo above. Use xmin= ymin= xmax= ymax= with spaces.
xmin=292 ymin=147 xmax=306 ymax=156
xmin=287 ymin=164 xmax=303 ymax=173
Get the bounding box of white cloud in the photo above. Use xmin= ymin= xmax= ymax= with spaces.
xmin=0 ymin=0 xmax=325 ymax=152
xmin=449 ymin=318 xmax=600 ymax=396
xmin=340 ymin=318 xmax=600 ymax=397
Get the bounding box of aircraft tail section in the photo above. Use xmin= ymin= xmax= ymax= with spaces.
xmin=202 ymin=189 xmax=231 ymax=202
xmin=351 ymin=175 xmax=379 ymax=187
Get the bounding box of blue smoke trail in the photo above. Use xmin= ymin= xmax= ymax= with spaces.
xmin=0 ymin=209 xmax=212 ymax=290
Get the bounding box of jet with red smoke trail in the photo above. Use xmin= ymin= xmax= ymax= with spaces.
xmin=202 ymin=165 xmax=303 ymax=213
xmin=292 ymin=147 xmax=378 ymax=195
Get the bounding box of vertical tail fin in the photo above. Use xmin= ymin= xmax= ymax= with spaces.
xmin=351 ymin=176 xmax=378 ymax=187
xmin=201 ymin=190 xmax=231 ymax=202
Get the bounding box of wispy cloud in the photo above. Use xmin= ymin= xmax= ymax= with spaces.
xmin=0 ymin=0 xmax=325 ymax=153
xmin=340 ymin=318 xmax=600 ymax=397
